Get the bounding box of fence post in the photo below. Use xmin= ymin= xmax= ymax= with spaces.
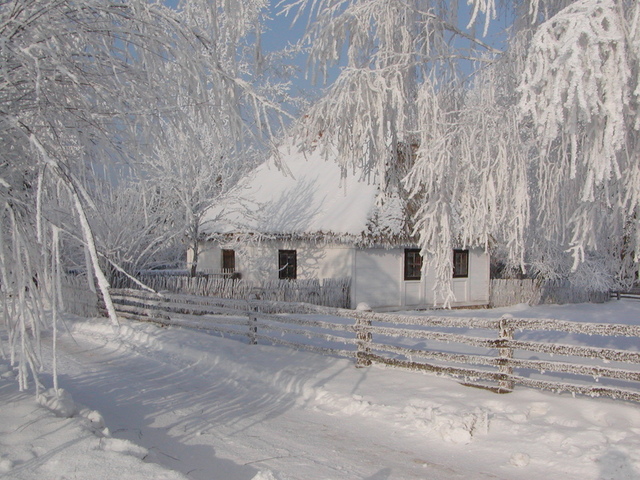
xmin=355 ymin=313 xmax=372 ymax=367
xmin=498 ymin=314 xmax=515 ymax=392
xmin=248 ymin=312 xmax=258 ymax=345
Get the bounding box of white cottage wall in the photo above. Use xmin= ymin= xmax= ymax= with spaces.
xmin=195 ymin=240 xmax=353 ymax=284
xmin=194 ymin=240 xmax=489 ymax=310
xmin=192 ymin=243 xmax=222 ymax=272
xmin=433 ymin=247 xmax=490 ymax=307
xmin=353 ymin=248 xmax=402 ymax=309
xmin=468 ymin=248 xmax=490 ymax=304
xmin=417 ymin=259 xmax=437 ymax=306
xmin=354 ymin=247 xmax=490 ymax=310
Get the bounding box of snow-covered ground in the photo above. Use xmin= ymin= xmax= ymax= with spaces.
xmin=2 ymin=300 xmax=640 ymax=480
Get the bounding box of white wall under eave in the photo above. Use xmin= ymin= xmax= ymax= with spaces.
xmin=426 ymin=247 xmax=490 ymax=307
xmin=193 ymin=242 xmax=222 ymax=272
xmin=353 ymin=246 xmax=490 ymax=310
xmin=352 ymin=248 xmax=402 ymax=309
xmin=196 ymin=239 xmax=490 ymax=310
xmin=467 ymin=247 xmax=491 ymax=304
xmin=196 ymin=239 xmax=354 ymax=284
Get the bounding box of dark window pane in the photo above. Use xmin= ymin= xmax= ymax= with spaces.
xmin=453 ymin=250 xmax=469 ymax=278
xmin=222 ymin=249 xmax=235 ymax=272
xmin=404 ymin=249 xmax=422 ymax=281
xmin=278 ymin=250 xmax=297 ymax=279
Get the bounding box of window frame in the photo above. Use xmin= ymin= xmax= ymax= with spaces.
xmin=453 ymin=249 xmax=469 ymax=278
xmin=404 ymin=248 xmax=423 ymax=281
xmin=278 ymin=249 xmax=297 ymax=280
xmin=221 ymin=249 xmax=235 ymax=272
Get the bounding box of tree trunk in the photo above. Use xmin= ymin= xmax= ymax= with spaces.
xmin=189 ymin=231 xmax=199 ymax=278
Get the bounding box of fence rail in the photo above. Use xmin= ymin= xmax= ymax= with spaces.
xmin=611 ymin=290 xmax=640 ymax=301
xmin=105 ymin=288 xmax=640 ymax=403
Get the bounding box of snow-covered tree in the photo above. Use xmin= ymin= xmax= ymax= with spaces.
xmin=286 ymin=0 xmax=640 ymax=303
xmin=286 ymin=0 xmax=495 ymax=177
xmin=283 ymin=0 xmax=512 ymax=304
xmin=0 ymin=0 xmax=283 ymax=390
xmin=85 ymin=178 xmax=183 ymax=278
xmin=147 ymin=112 xmax=265 ymax=277
xmin=518 ymin=0 xmax=640 ymax=289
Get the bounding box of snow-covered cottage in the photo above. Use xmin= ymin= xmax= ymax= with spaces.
xmin=191 ymin=142 xmax=490 ymax=310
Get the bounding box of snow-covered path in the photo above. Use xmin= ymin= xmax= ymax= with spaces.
xmin=50 ymin=320 xmax=499 ymax=480
xmin=6 ymin=301 xmax=640 ymax=480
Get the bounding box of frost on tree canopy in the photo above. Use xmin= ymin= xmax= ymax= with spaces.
xmin=0 ymin=0 xmax=282 ymax=391
xmin=515 ymin=0 xmax=640 ymax=283
xmin=519 ymin=0 xmax=634 ymax=199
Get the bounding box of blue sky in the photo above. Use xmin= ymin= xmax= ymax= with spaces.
xmin=261 ymin=2 xmax=333 ymax=96
xmin=163 ymin=1 xmax=512 ymax=99
xmin=260 ymin=1 xmax=512 ymax=94
xmin=262 ymin=2 xmax=307 ymax=52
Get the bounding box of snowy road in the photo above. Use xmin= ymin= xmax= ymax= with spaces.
xmin=49 ymin=321 xmax=496 ymax=480
xmin=32 ymin=304 xmax=640 ymax=480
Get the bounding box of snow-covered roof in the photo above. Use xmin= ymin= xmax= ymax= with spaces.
xmin=200 ymin=142 xmax=380 ymax=239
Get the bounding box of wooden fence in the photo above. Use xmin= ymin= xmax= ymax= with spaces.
xmin=112 ymin=274 xmax=351 ymax=309
xmin=61 ymin=275 xmax=98 ymax=317
xmin=107 ymin=288 xmax=640 ymax=403
xmin=490 ymin=279 xmax=610 ymax=307
xmin=611 ymin=290 xmax=640 ymax=301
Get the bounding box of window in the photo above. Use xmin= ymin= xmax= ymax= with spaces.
xmin=404 ymin=249 xmax=422 ymax=281
xmin=222 ymin=249 xmax=235 ymax=273
xmin=453 ymin=249 xmax=469 ymax=278
xmin=278 ymin=250 xmax=297 ymax=279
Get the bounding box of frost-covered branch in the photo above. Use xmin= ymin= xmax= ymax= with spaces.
xmin=517 ymin=0 xmax=640 ymax=285
xmin=288 ymin=0 xmax=640 ymax=294
xmin=0 ymin=0 xmax=285 ymax=389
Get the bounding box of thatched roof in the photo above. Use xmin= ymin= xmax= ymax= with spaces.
xmin=201 ymin=141 xmax=394 ymax=242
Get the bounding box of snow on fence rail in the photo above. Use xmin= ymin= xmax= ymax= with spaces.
xmin=106 ymin=288 xmax=640 ymax=403
xmin=106 ymin=288 xmax=357 ymax=359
